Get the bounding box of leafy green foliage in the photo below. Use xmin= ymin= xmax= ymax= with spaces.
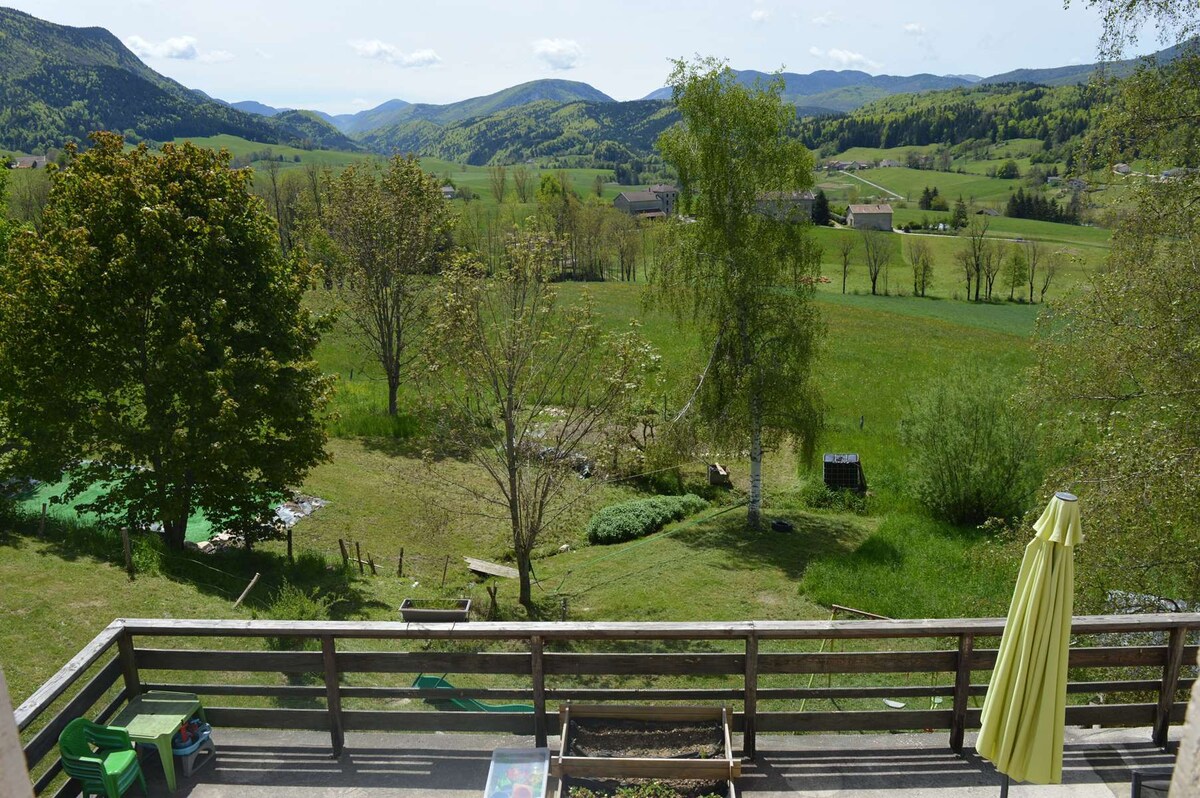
xmin=898 ymin=369 xmax=1040 ymax=525
xmin=568 ymin=783 xmax=723 ymax=798
xmin=0 ymin=132 xmax=333 ymax=549
xmin=263 ymin=582 xmax=332 ymax=651
xmin=585 ymin=494 xmax=709 ymax=544
xmin=799 ymin=480 xmax=868 ymax=515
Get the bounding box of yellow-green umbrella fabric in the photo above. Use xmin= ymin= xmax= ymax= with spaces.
xmin=977 ymin=491 xmax=1083 ymax=785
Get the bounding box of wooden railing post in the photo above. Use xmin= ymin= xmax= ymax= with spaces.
xmin=1154 ymin=625 xmax=1188 ymax=747
xmin=321 ymin=636 xmax=344 ymax=758
xmin=743 ymin=632 xmax=759 ymax=760
xmin=950 ymin=633 xmax=974 ymax=752
xmin=116 ymin=630 xmax=141 ymax=698
xmin=531 ymin=636 xmax=547 ymax=748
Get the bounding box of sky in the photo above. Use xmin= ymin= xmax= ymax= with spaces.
xmin=7 ymin=0 xmax=1133 ymax=114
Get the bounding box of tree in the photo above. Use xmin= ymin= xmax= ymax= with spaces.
xmin=860 ymin=228 xmax=893 ymax=295
xmin=592 ymin=173 xmax=605 ymax=197
xmin=325 ymin=155 xmax=450 ymax=416
xmin=838 ymin=234 xmax=855 ymax=294
xmin=512 ymin=164 xmax=533 ymax=203
xmin=0 ymin=133 xmax=331 ymax=550
xmin=906 ymin=237 xmax=933 ymax=297
xmin=980 ymin=236 xmax=1003 ymax=301
xmin=996 ymin=159 xmax=1021 ymax=179
xmin=1039 ymin=248 xmax=1062 ymax=302
xmin=955 ymin=247 xmax=975 ymax=301
xmin=610 ymin=210 xmax=641 ymax=281
xmin=1024 ymin=239 xmax=1043 ymax=303
xmin=655 ymin=57 xmax=824 ymax=527
xmin=960 ymin=216 xmax=993 ymax=301
xmin=425 ymin=235 xmax=653 ymax=610
xmin=1004 ymin=244 xmax=1028 ymax=301
xmin=488 ymin=163 xmax=508 ymax=203
xmin=811 ymin=189 xmax=831 ymax=225
xmin=951 ymin=195 xmax=969 ymax=229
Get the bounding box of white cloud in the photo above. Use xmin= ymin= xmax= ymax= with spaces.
xmin=811 ymin=11 xmax=836 ymax=26
xmin=532 ymin=38 xmax=584 ymax=70
xmin=125 ymin=35 xmax=233 ymax=63
xmin=809 ymin=47 xmax=881 ymax=70
xmin=126 ymin=35 xmax=199 ymax=60
xmin=349 ymin=40 xmax=441 ymax=68
xmin=751 ymin=8 xmax=770 ymax=23
xmin=903 ymin=22 xmax=926 ymax=36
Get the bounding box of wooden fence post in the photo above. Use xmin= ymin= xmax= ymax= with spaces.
xmin=1154 ymin=625 xmax=1189 ymax=747
xmin=38 ymin=503 xmax=46 ymax=538
xmin=355 ymin=542 xmax=363 ymax=574
xmin=321 ymin=636 xmax=344 ymax=758
xmin=338 ymin=539 xmax=349 ymax=567
xmin=286 ymin=529 xmax=293 ymax=564
xmin=531 ymin=636 xmax=547 ymax=748
xmin=234 ymin=573 xmax=261 ymax=609
xmin=116 ymin=631 xmax=141 ymax=698
xmin=398 ymin=548 xmax=404 ymax=578
xmin=950 ymin=633 xmax=974 ymax=752
xmin=743 ymin=632 xmax=758 ymax=760
xmin=441 ymin=555 xmax=449 ymax=588
xmin=121 ymin=527 xmax=134 ymax=580
xmin=368 ymin=554 xmax=377 ymax=576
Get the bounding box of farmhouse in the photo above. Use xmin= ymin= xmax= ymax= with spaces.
xmin=1112 ymin=163 xmax=1132 ymax=175
xmin=755 ymin=190 xmax=815 ymax=222
xmin=11 ymin=155 xmax=48 ymax=169
xmin=614 ymin=184 xmax=679 ymax=219
xmin=846 ymin=203 xmax=894 ymax=231
xmin=440 ymin=185 xmax=456 ymax=200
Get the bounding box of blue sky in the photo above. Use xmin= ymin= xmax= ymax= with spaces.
xmin=9 ymin=1 xmax=1130 ymax=113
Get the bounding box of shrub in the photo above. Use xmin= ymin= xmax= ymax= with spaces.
xmin=898 ymin=368 xmax=1040 ymax=525
xmin=799 ymin=480 xmax=868 ymax=515
xmin=264 ymin=582 xmax=331 ymax=651
xmin=130 ymin=532 xmax=165 ymax=575
xmin=586 ymin=494 xmax=709 ymax=545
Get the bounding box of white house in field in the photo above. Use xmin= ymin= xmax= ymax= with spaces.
xmin=846 ymin=203 xmax=893 ymax=231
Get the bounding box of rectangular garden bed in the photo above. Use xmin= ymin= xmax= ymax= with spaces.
xmin=552 ymin=704 xmax=739 ymax=788
xmin=398 ymin=598 xmax=471 ymax=622
xmin=555 ymin=776 xmax=736 ymax=798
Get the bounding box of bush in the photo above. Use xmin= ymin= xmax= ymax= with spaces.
xmin=586 ymin=494 xmax=709 ymax=545
xmin=130 ymin=532 xmax=165 ymax=575
xmin=264 ymin=582 xmax=331 ymax=651
xmin=799 ymin=480 xmax=868 ymax=515
xmin=898 ymin=369 xmax=1040 ymax=525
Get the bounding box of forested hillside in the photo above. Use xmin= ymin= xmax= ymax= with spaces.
xmin=0 ymin=7 xmax=357 ymax=153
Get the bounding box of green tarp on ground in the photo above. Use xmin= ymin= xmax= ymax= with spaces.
xmin=15 ymin=475 xmax=216 ymax=543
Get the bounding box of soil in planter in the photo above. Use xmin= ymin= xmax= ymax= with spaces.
xmin=567 ymin=718 xmax=723 ymax=760
xmin=566 ymin=777 xmax=726 ymax=798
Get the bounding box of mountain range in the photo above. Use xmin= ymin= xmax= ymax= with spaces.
xmin=0 ymin=5 xmax=1186 ymax=161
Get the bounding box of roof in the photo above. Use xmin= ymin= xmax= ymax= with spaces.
xmin=636 ymin=210 xmax=667 ymax=218
xmin=758 ymin=191 xmax=815 ymax=201
xmin=13 ymin=156 xmax=47 ymax=168
xmin=618 ymin=191 xmax=660 ymax=203
xmin=848 ymin=204 xmax=893 ymax=214
xmin=648 ymin=184 xmax=679 ymax=193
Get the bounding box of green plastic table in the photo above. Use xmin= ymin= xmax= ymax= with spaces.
xmin=110 ymin=690 xmax=206 ymax=792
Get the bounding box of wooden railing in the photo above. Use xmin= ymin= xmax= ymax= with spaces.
xmin=14 ymin=614 xmax=1199 ymax=797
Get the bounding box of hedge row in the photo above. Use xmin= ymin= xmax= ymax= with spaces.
xmin=586 ymin=494 xmax=709 ymax=545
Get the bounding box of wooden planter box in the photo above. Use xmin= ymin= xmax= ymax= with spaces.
xmin=552 ymin=704 xmax=739 ymax=787
xmin=555 ymin=777 xmax=736 ymax=798
xmin=398 ymin=598 xmax=471 ymax=622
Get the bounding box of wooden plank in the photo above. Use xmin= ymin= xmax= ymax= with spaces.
xmin=967 ymin=646 xmax=1185 ymax=670
xmin=464 ymin=557 xmax=518 ymax=579
xmin=141 ymin=682 xmax=327 ymax=698
xmin=560 ymin=705 xmax=726 ymax=722
xmin=116 ymin=613 xmax=1200 ymax=641
xmin=135 ymin=648 xmax=323 ymax=673
xmin=555 ymin=755 xmax=734 ymax=780
xmin=337 ymin=651 xmax=531 ymax=675
xmin=116 ymin=631 xmax=140 ymax=698
xmin=321 ymin=636 xmax=344 ymax=758
xmin=743 ymin=633 xmax=758 ymax=759
xmin=1154 ymin=626 xmax=1190 ymax=746
xmin=30 ymin=689 xmax=126 ymax=797
xmin=758 ymin=685 xmax=954 ymax=700
xmin=544 ymin=653 xmax=743 ymax=676
xmin=203 ymin=707 xmax=329 ymax=729
xmin=759 ymin=650 xmax=957 ymax=674
xmin=343 ymin=710 xmax=546 ymax=734
xmin=15 ymin=621 xmax=122 ymax=731
xmin=751 ymin=709 xmax=955 ymax=732
xmin=23 ymin=658 xmax=123 ymax=769
xmin=950 ymin=634 xmax=974 ymax=753
xmin=547 ymin=688 xmax=745 ymax=701
xmin=0 ymin=669 xmax=34 ymax=798
xmin=531 ymin=636 xmax=547 ymax=748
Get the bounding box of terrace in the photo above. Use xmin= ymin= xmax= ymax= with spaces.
xmin=13 ymin=614 xmax=1198 ymax=797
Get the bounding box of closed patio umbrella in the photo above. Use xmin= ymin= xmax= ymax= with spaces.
xmin=977 ymin=491 xmax=1083 ymax=793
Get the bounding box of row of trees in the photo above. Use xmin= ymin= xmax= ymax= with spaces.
xmin=1005 ymin=187 xmax=1080 ymax=224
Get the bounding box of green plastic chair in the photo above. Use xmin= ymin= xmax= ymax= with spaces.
xmin=58 ymin=717 xmax=148 ymax=798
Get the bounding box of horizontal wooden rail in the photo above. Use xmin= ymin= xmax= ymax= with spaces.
xmin=15 ymin=613 xmax=1198 ymax=793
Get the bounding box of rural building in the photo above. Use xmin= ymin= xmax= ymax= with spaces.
xmin=440 ymin=185 xmax=456 ymax=200
xmin=11 ymin=155 xmax=48 ymax=169
xmin=614 ymin=185 xmax=680 ymax=220
xmin=1112 ymin=163 xmax=1132 ymax=175
xmin=755 ymin=190 xmax=815 ymax=222
xmin=846 ymin=203 xmax=894 ymax=231
xmin=648 ymin=184 xmax=679 ymax=215
xmin=878 ymin=159 xmax=902 ymax=167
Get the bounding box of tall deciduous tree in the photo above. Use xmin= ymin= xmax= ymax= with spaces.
xmin=325 ymin=155 xmax=450 ymax=416
xmin=906 ymin=237 xmax=933 ymax=297
xmin=655 ymin=57 xmax=824 ymax=527
xmin=425 ymin=234 xmax=653 ymax=610
xmin=512 ymin=164 xmax=533 ymax=203
xmin=838 ymin=234 xmax=855 ymax=294
xmin=0 ymin=133 xmax=332 ymax=550
xmin=488 ymin=164 xmax=508 ymax=203
xmin=860 ymin=228 xmax=893 ymax=295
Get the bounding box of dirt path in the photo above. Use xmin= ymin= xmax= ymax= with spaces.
xmin=839 ymin=170 xmax=902 ymax=200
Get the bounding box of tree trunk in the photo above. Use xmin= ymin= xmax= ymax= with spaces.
xmin=748 ymin=389 xmax=763 ymax=528
xmin=517 ymin=551 xmax=533 ymax=611
xmin=164 ymin=517 xmax=187 ymax=551
xmin=387 ymin=373 xmax=399 ymax=416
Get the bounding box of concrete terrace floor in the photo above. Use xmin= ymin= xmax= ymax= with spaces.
xmin=135 ymin=726 xmax=1179 ymax=798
